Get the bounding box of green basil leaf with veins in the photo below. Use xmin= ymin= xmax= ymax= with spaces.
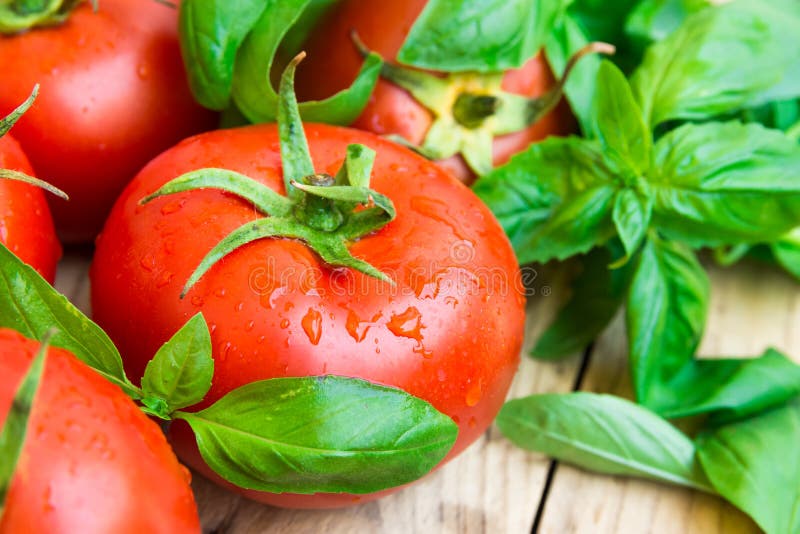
xmin=231 ymin=1 xmax=381 ymax=125
xmin=141 ymin=313 xmax=214 ymax=416
xmin=544 ymin=13 xmax=603 ymax=135
xmin=612 ymin=188 xmax=652 ymax=261
xmin=178 ymin=0 xmax=268 ymax=110
xmin=0 ymin=244 xmax=137 ymax=398
xmin=632 ymin=0 xmax=800 ymax=127
xmin=472 ymin=136 xmax=616 ymax=264
xmin=174 ymin=376 xmax=458 ymax=494
xmin=498 ymin=393 xmax=714 ymax=492
xmin=0 ymin=333 xmax=49 ymax=514
xmin=397 ymin=0 xmax=567 ymax=72
xmin=697 ymin=398 xmax=800 ymax=534
xmin=532 ymin=244 xmax=633 ymax=359
xmin=650 ymin=121 xmax=800 ymax=248
xmin=591 ymin=61 xmax=652 ymax=174
xmin=626 ymin=238 xmax=709 ymax=407
xmin=656 ymin=349 xmax=800 ymax=422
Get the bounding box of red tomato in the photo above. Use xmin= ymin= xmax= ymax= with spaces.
xmin=0 ymin=0 xmax=217 ymax=243
xmin=0 ymin=328 xmax=200 ymax=533
xmin=0 ymin=135 xmax=60 ymax=282
xmin=295 ymin=0 xmax=574 ymax=184
xmin=90 ymin=123 xmax=526 ymax=507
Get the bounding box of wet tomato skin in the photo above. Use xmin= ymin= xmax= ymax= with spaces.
xmin=0 ymin=135 xmax=60 ymax=283
xmin=90 ymin=123 xmax=525 ymax=508
xmin=0 ymin=329 xmax=200 ymax=534
xmin=0 ymin=0 xmax=217 ymax=243
xmin=295 ymin=0 xmax=574 ymax=183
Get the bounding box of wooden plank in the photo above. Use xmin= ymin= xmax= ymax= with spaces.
xmin=53 ymin=253 xmax=586 ymax=533
xmin=537 ymin=259 xmax=800 ymax=533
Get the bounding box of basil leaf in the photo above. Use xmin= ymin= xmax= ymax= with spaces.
xmin=592 ymin=61 xmax=651 ymax=174
xmin=632 ymin=0 xmax=800 ymax=127
xmin=178 ymin=0 xmax=267 ymax=110
xmin=0 ymin=334 xmax=48 ymax=513
xmin=232 ymin=1 xmax=381 ymax=125
xmin=397 ymin=0 xmax=566 ymax=73
xmin=657 ymin=349 xmax=800 ymax=422
xmin=772 ymin=228 xmax=800 ymax=281
xmin=473 ymin=136 xmax=616 ymax=264
xmin=696 ymin=398 xmax=800 ymax=534
xmin=532 ymin=245 xmax=632 ymax=359
xmin=175 ymin=376 xmax=458 ymax=494
xmin=612 ymin=188 xmax=652 ymax=260
xmin=626 ymin=238 xmax=709 ymax=406
xmin=141 ymin=313 xmax=213 ymax=415
xmin=498 ymin=393 xmax=714 ymax=492
xmin=625 ymin=0 xmax=708 ymax=52
xmin=568 ymin=0 xmax=641 ymax=45
xmin=544 ymin=13 xmax=603 ymax=135
xmin=650 ymin=121 xmax=800 ymax=248
xmin=0 ymin=244 xmax=137 ymax=398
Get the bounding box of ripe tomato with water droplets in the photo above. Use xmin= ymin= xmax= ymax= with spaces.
xmin=90 ymin=123 xmax=525 ymax=507
xmin=0 ymin=329 xmax=200 ymax=533
xmin=0 ymin=0 xmax=217 ymax=243
xmin=0 ymin=135 xmax=60 ymax=282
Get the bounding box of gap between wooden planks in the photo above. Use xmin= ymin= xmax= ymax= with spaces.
xmin=54 ymin=252 xmax=797 ymax=533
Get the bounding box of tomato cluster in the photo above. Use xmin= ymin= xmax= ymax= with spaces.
xmin=0 ymin=0 xmax=572 ymax=525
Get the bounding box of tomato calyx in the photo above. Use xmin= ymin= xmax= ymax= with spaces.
xmin=0 ymin=85 xmax=69 ymax=200
xmin=355 ymin=34 xmax=615 ymax=176
xmin=141 ymin=53 xmax=396 ymax=297
xmin=0 ymin=0 xmax=95 ymax=34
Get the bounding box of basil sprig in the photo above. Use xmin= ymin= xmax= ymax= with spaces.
xmin=0 ymin=243 xmax=457 ymax=494
xmin=178 ymin=0 xmax=381 ymax=125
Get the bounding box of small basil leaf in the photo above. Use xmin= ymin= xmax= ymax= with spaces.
xmin=696 ymin=398 xmax=800 ymax=534
xmin=498 ymin=393 xmax=714 ymax=492
xmin=141 ymin=313 xmax=213 ymax=414
xmin=0 ymin=333 xmax=49 ymax=513
xmin=632 ymin=0 xmax=800 ymax=127
xmin=772 ymin=228 xmax=800 ymax=281
xmin=0 ymin=244 xmax=137 ymax=398
xmin=473 ymin=136 xmax=615 ymax=264
xmin=544 ymin=13 xmax=603 ymax=135
xmin=178 ymin=0 xmax=267 ymax=110
xmin=592 ymin=61 xmax=651 ymax=173
xmin=175 ymin=376 xmax=458 ymax=494
xmin=532 ymin=245 xmax=632 ymax=359
xmin=397 ymin=0 xmax=566 ymax=73
xmin=612 ymin=188 xmax=652 ymax=260
xmin=626 ymin=238 xmax=709 ymax=406
xmin=657 ymin=349 xmax=800 ymax=422
xmin=650 ymin=121 xmax=800 ymax=248
xmin=232 ymin=1 xmax=380 ymax=125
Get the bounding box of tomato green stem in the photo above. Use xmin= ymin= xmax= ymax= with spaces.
xmin=141 ymin=52 xmax=397 ymax=296
xmin=0 ymin=0 xmax=85 ymax=34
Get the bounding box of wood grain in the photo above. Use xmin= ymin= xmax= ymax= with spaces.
xmin=536 ymin=259 xmax=800 ymax=534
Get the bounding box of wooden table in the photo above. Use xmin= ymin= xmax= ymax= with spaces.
xmin=57 ymin=251 xmax=798 ymax=533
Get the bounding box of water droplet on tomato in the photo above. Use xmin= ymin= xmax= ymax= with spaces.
xmin=156 ymin=271 xmax=173 ymax=288
xmin=214 ymin=287 xmax=227 ymax=298
xmin=190 ymin=295 xmax=204 ymax=307
xmin=137 ymin=64 xmax=149 ymax=80
xmin=234 ymin=301 xmax=244 ymax=312
xmin=301 ymin=309 xmax=323 ymax=345
xmin=218 ymin=341 xmax=232 ymax=361
xmin=245 ymin=320 xmax=255 ymax=332
xmin=465 ymin=382 xmax=483 ymax=407
xmin=437 ymin=369 xmax=447 ymax=382
xmin=139 ymin=254 xmax=156 ymax=272
xmin=468 ymin=416 xmax=477 ymax=429
xmin=386 ymin=307 xmax=423 ymax=342
xmin=280 ymin=319 xmax=290 ymax=329
xmin=160 ymin=200 xmax=183 ymax=215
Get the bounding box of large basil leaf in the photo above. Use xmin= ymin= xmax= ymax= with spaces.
xmin=657 ymin=349 xmax=800 ymax=422
xmin=632 ymin=0 xmax=800 ymax=127
xmin=397 ymin=0 xmax=566 ymax=72
xmin=231 ymin=1 xmax=381 ymax=125
xmin=626 ymin=238 xmax=709 ymax=407
xmin=178 ymin=0 xmax=267 ymax=110
xmin=544 ymin=13 xmax=602 ymax=135
xmin=473 ymin=136 xmax=616 ymax=264
xmin=697 ymin=398 xmax=800 ymax=534
xmin=591 ymin=61 xmax=651 ymax=174
xmin=498 ymin=393 xmax=713 ymax=492
xmin=650 ymin=121 xmax=800 ymax=248
xmin=141 ymin=313 xmax=214 ymax=416
xmin=0 ymin=244 xmax=136 ymax=398
xmin=532 ymin=245 xmax=632 ymax=359
xmin=175 ymin=376 xmax=458 ymax=494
